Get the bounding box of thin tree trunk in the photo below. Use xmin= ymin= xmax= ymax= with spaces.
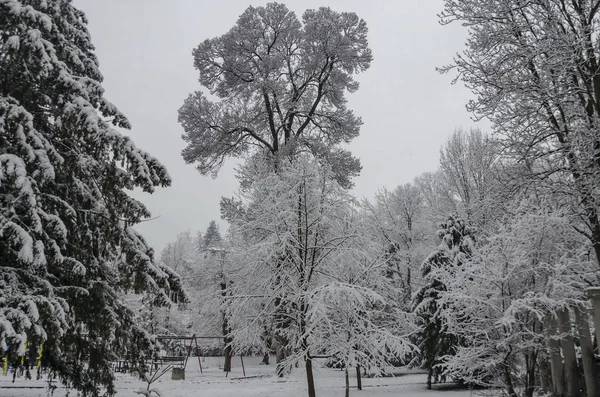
xmin=557 ymin=307 xmax=580 ymax=397
xmin=345 ymin=368 xmax=350 ymax=397
xmin=223 ymin=348 xmax=232 ymax=372
xmin=275 ymin=338 xmax=287 ymax=377
xmin=276 ymin=339 xmax=286 ymax=362
xmin=547 ymin=315 xmax=566 ymax=396
xmin=427 ymin=369 xmax=432 ymax=390
xmin=575 ymin=307 xmax=597 ymax=397
xmin=221 ymin=281 xmax=232 ymax=373
xmin=305 ymin=357 xmax=316 ymax=397
xmin=503 ymin=360 xmax=518 ymax=397
xmin=524 ymin=350 xmax=537 ymax=397
xmin=356 ymin=366 xmax=362 ymax=391
xmin=260 ymin=318 xmax=271 ymax=365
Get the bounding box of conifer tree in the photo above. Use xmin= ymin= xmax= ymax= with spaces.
xmin=411 ymin=216 xmax=475 ymax=388
xmin=0 ymin=1 xmax=185 ymax=395
xmin=203 ymin=220 xmax=222 ymax=248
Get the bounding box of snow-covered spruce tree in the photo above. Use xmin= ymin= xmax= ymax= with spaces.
xmin=411 ymin=215 xmax=475 ymax=389
xmin=226 ymin=155 xmax=414 ymax=397
xmin=437 ymin=201 xmax=597 ymax=397
xmin=0 ymin=1 xmax=185 ymax=395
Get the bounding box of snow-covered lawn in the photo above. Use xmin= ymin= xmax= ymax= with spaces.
xmin=0 ymin=357 xmax=475 ymax=397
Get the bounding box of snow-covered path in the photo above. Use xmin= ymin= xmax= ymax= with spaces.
xmin=0 ymin=357 xmax=475 ymax=397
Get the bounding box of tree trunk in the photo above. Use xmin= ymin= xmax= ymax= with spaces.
xmin=222 ymin=317 xmax=232 ymax=372
xmin=275 ymin=336 xmax=287 ymax=377
xmin=305 ymin=357 xmax=316 ymax=397
xmin=547 ymin=315 xmax=566 ymax=396
xmin=538 ymin=353 xmax=552 ymax=395
xmin=223 ymin=345 xmax=232 ymax=373
xmin=557 ymin=307 xmax=580 ymax=397
xmin=503 ymin=360 xmax=518 ymax=397
xmin=260 ymin=323 xmax=272 ymax=365
xmin=524 ymin=350 xmax=537 ymax=397
xmin=261 ymin=352 xmax=270 ymax=365
xmin=356 ymin=366 xmax=362 ymax=391
xmin=221 ymin=281 xmax=232 ymax=373
xmin=427 ymin=369 xmax=432 ymax=390
xmin=345 ymin=368 xmax=350 ymax=397
xmin=575 ymin=307 xmax=597 ymax=397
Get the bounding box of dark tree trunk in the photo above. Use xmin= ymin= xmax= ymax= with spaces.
xmin=427 ymin=369 xmax=432 ymax=390
xmin=261 ymin=352 xmax=270 ymax=365
xmin=221 ymin=281 xmax=232 ymax=373
xmin=524 ymin=350 xmax=537 ymax=397
xmin=345 ymin=368 xmax=350 ymax=397
xmin=260 ymin=322 xmax=272 ymax=365
xmin=503 ymin=360 xmax=518 ymax=397
xmin=356 ymin=366 xmax=362 ymax=391
xmin=223 ymin=345 xmax=232 ymax=373
xmin=306 ymin=357 xmax=316 ymax=397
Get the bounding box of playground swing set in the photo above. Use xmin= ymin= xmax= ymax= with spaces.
xmin=131 ymin=334 xmax=246 ymax=379
xmin=2 ymin=335 xmax=246 ymax=382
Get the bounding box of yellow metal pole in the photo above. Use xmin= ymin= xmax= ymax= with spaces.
xmin=37 ymin=345 xmax=43 ymax=369
xmin=20 ymin=343 xmax=27 ymax=366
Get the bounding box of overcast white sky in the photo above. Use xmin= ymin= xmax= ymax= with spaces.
xmin=74 ymin=0 xmax=482 ymax=253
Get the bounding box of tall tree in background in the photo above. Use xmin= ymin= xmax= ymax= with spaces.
xmin=439 ymin=128 xmax=501 ymax=229
xmin=0 ymin=1 xmax=185 ymax=395
xmin=178 ymin=2 xmax=372 ymax=188
xmin=440 ymin=0 xmax=600 ymax=267
xmin=365 ymin=184 xmax=431 ymax=305
xmin=414 ymin=171 xmax=457 ymax=223
xmin=160 ymin=230 xmax=197 ymax=274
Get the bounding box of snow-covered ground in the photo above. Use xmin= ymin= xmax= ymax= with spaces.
xmin=0 ymin=357 xmax=475 ymax=397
